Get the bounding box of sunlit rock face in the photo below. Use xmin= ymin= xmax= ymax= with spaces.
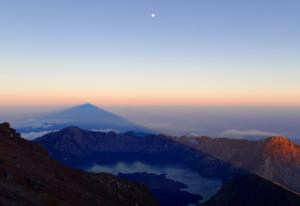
xmin=177 ymin=135 xmax=300 ymax=193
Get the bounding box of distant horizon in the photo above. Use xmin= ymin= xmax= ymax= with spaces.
xmin=2 ymin=102 xmax=300 ymax=111
xmin=2 ymin=101 xmax=300 ymax=107
xmin=1 ymin=102 xmax=300 ymax=140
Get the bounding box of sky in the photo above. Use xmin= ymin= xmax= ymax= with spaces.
xmin=0 ymin=0 xmax=300 ymax=106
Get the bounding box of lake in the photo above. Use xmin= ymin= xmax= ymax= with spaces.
xmin=88 ymin=161 xmax=222 ymax=205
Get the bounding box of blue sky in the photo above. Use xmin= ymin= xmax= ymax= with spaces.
xmin=0 ymin=0 xmax=299 ymax=106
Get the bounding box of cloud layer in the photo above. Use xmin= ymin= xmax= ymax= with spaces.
xmin=221 ymin=129 xmax=281 ymax=139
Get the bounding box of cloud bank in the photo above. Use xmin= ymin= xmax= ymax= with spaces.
xmin=221 ymin=129 xmax=281 ymax=139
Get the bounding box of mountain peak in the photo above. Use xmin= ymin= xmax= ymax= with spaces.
xmin=0 ymin=122 xmax=20 ymax=139
xmin=263 ymin=136 xmax=300 ymax=162
xmin=267 ymin=136 xmax=291 ymax=143
xmin=61 ymin=126 xmax=83 ymax=134
xmin=76 ymin=103 xmax=99 ymax=110
xmin=264 ymin=136 xmax=294 ymax=149
xmin=18 ymin=103 xmax=150 ymax=139
xmin=0 ymin=122 xmax=11 ymax=131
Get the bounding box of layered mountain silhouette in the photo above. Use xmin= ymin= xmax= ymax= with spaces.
xmin=34 ymin=126 xmax=244 ymax=180
xmin=0 ymin=123 xmax=158 ymax=206
xmin=18 ymin=103 xmax=149 ymax=139
xmin=178 ymin=136 xmax=300 ymax=193
xmin=34 ymin=126 xmax=300 ymax=206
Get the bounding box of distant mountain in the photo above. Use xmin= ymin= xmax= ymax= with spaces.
xmin=34 ymin=126 xmax=300 ymax=206
xmin=0 ymin=122 xmax=158 ymax=206
xmin=17 ymin=103 xmax=150 ymax=139
xmin=201 ymin=174 xmax=300 ymax=206
xmin=34 ymin=127 xmax=244 ymax=180
xmin=34 ymin=127 xmax=246 ymax=206
xmin=177 ymin=136 xmax=300 ymax=193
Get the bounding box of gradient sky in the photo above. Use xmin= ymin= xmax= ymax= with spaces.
xmin=1 ymin=0 xmax=300 ymax=106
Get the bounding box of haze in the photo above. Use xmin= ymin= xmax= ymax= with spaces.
xmin=1 ymin=105 xmax=300 ymax=140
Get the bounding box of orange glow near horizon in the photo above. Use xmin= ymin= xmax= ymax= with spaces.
xmin=2 ymin=90 xmax=300 ymax=107
xmin=1 ymin=0 xmax=300 ymax=109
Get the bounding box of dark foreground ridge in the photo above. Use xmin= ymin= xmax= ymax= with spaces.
xmin=0 ymin=122 xmax=158 ymax=206
xmin=201 ymin=174 xmax=300 ymax=206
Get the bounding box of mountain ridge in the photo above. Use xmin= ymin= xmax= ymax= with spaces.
xmin=201 ymin=174 xmax=300 ymax=206
xmin=0 ymin=122 xmax=158 ymax=206
xmin=34 ymin=126 xmax=300 ymax=206
xmin=34 ymin=126 xmax=246 ymax=181
xmin=177 ymin=135 xmax=300 ymax=193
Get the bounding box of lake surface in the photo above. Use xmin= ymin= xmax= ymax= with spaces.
xmin=88 ymin=161 xmax=222 ymax=204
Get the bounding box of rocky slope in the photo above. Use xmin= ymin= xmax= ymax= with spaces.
xmin=201 ymin=174 xmax=300 ymax=206
xmin=177 ymin=136 xmax=300 ymax=193
xmin=0 ymin=123 xmax=158 ymax=206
